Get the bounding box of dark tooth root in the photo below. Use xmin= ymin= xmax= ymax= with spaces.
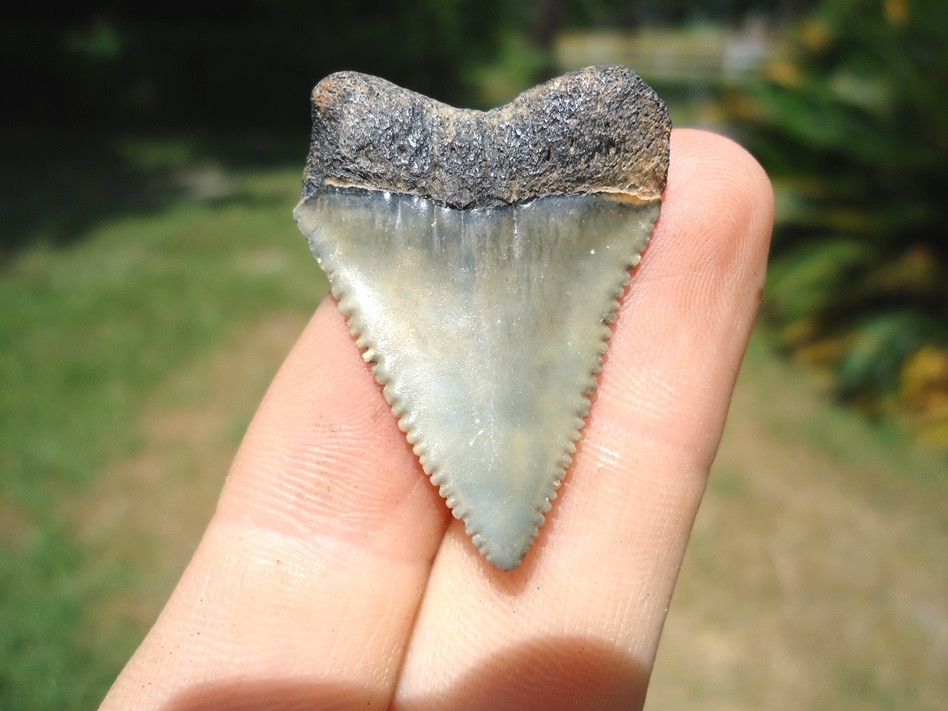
xmin=303 ymin=65 xmax=670 ymax=207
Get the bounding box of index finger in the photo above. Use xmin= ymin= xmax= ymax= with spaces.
xmin=103 ymin=274 xmax=451 ymax=708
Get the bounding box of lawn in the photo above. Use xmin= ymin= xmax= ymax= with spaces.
xmin=1 ymin=134 xmax=946 ymax=710
xmin=0 ymin=134 xmax=324 ymax=709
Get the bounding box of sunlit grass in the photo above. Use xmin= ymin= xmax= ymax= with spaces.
xmin=0 ymin=152 xmax=325 ymax=710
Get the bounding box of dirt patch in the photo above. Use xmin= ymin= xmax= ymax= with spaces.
xmin=0 ymin=497 xmax=38 ymax=552
xmin=69 ymin=312 xmax=309 ymax=633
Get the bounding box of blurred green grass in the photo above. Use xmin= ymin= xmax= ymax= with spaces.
xmin=0 ymin=137 xmax=325 ymax=709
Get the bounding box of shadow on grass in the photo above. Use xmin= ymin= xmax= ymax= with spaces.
xmin=0 ymin=127 xmax=308 ymax=260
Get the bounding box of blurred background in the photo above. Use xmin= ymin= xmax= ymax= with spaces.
xmin=1 ymin=0 xmax=946 ymax=708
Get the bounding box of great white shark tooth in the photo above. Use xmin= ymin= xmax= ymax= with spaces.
xmin=294 ymin=66 xmax=670 ymax=570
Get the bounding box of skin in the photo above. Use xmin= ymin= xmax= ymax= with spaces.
xmin=101 ymin=128 xmax=773 ymax=711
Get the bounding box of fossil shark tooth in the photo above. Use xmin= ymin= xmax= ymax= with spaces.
xmin=294 ymin=66 xmax=670 ymax=570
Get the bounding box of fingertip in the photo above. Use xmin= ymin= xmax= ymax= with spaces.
xmin=598 ymin=127 xmax=774 ymax=458
xmin=668 ymin=128 xmax=775 ymax=248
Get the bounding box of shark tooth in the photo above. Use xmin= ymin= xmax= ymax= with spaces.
xmin=294 ymin=66 xmax=670 ymax=570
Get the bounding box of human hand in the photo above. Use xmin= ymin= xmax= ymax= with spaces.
xmin=101 ymin=128 xmax=773 ymax=711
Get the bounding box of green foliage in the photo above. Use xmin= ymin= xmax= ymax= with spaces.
xmin=732 ymin=0 xmax=948 ymax=438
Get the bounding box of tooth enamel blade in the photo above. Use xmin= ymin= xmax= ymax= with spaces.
xmin=296 ymin=191 xmax=658 ymax=569
xmin=294 ymin=66 xmax=670 ymax=569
